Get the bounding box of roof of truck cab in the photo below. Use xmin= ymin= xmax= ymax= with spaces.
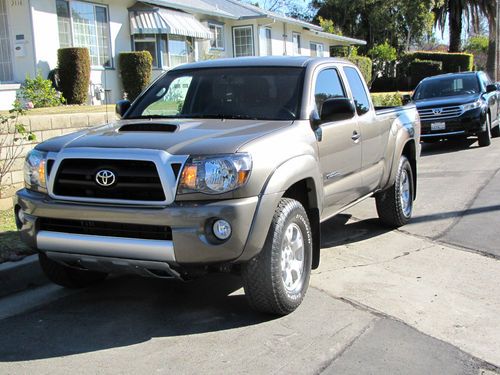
xmin=171 ymin=56 xmax=353 ymax=70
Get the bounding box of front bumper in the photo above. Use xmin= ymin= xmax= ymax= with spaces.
xmin=14 ymin=189 xmax=262 ymax=265
xmin=420 ymin=108 xmax=485 ymax=138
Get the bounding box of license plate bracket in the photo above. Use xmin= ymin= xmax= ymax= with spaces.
xmin=431 ymin=122 xmax=446 ymax=131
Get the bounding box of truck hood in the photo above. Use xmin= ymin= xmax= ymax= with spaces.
xmin=414 ymin=93 xmax=480 ymax=109
xmin=37 ymin=118 xmax=293 ymax=155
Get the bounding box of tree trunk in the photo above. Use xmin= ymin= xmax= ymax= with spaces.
xmin=486 ymin=13 xmax=496 ymax=80
xmin=448 ymin=1 xmax=463 ymax=52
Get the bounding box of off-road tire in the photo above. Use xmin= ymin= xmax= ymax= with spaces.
xmin=242 ymin=198 xmax=312 ymax=315
xmin=39 ymin=252 xmax=108 ymax=288
xmin=376 ymin=155 xmax=414 ymax=228
xmin=477 ymin=114 xmax=491 ymax=147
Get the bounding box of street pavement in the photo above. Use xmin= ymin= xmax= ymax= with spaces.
xmin=1 ymin=137 xmax=500 ymax=374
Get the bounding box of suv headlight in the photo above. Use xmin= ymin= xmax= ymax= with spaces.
xmin=178 ymin=154 xmax=252 ymax=194
xmin=24 ymin=149 xmax=48 ymax=193
xmin=462 ymin=100 xmax=482 ymax=112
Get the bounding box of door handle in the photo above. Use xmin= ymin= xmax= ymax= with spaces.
xmin=351 ymin=131 xmax=361 ymax=142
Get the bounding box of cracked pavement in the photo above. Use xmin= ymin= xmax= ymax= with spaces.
xmin=1 ymin=138 xmax=500 ymax=374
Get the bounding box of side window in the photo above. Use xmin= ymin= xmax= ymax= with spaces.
xmin=343 ymin=67 xmax=371 ymax=116
xmin=142 ymin=76 xmax=193 ymax=116
xmin=314 ymin=69 xmax=345 ymax=114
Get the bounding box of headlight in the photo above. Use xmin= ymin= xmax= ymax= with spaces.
xmin=24 ymin=149 xmax=48 ymax=193
xmin=178 ymin=154 xmax=252 ymax=194
xmin=462 ymin=100 xmax=482 ymax=112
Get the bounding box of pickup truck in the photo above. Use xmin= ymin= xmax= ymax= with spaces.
xmin=412 ymin=71 xmax=500 ymax=147
xmin=15 ymin=57 xmax=420 ymax=315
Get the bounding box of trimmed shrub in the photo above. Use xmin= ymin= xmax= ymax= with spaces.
xmin=371 ymin=92 xmax=404 ymax=107
xmin=409 ymin=59 xmax=443 ymax=88
xmin=57 ymin=48 xmax=91 ymax=104
xmin=399 ymin=51 xmax=473 ymax=76
xmin=370 ymin=77 xmax=398 ymax=93
xmin=119 ymin=51 xmax=153 ymax=102
xmin=347 ymin=55 xmax=373 ymax=84
xmin=19 ymin=73 xmax=65 ymax=108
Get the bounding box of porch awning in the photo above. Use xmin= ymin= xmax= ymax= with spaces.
xmin=129 ymin=8 xmax=212 ymax=39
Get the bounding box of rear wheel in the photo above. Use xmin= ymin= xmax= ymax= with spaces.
xmin=242 ymin=198 xmax=312 ymax=315
xmin=39 ymin=252 xmax=108 ymax=288
xmin=491 ymin=114 xmax=500 ymax=138
xmin=376 ymin=156 xmax=414 ymax=228
xmin=477 ymin=114 xmax=491 ymax=147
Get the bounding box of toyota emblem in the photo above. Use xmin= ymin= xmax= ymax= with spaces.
xmin=432 ymin=108 xmax=443 ymax=115
xmin=95 ymin=169 xmax=116 ymax=187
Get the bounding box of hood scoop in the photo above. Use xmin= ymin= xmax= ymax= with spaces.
xmin=119 ymin=123 xmax=178 ymax=132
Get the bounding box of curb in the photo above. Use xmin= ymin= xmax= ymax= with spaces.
xmin=0 ymin=254 xmax=48 ymax=298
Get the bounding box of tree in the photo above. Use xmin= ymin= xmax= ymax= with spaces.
xmin=312 ymin=0 xmax=435 ymax=52
xmin=464 ymin=35 xmax=488 ymax=70
xmin=467 ymin=0 xmax=496 ymax=78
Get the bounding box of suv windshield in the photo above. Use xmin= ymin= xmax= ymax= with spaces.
xmin=414 ymin=75 xmax=480 ymax=100
xmin=125 ymin=67 xmax=305 ymax=121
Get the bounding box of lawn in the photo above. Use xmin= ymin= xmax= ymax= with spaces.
xmin=0 ymin=209 xmax=35 ymax=263
xmin=0 ymin=104 xmax=115 ymax=116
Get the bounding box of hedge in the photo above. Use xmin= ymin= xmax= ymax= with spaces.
xmin=409 ymin=59 xmax=443 ymax=87
xmin=399 ymin=51 xmax=473 ymax=76
xmin=347 ymin=56 xmax=373 ymax=84
xmin=370 ymin=92 xmax=404 ymax=107
xmin=57 ymin=48 xmax=91 ymax=104
xmin=119 ymin=51 xmax=153 ymax=102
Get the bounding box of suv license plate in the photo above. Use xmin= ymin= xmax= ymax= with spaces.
xmin=431 ymin=122 xmax=446 ymax=131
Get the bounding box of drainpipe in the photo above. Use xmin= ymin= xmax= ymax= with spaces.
xmin=283 ymin=23 xmax=287 ymax=55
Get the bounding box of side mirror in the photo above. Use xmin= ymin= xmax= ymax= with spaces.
xmin=115 ymin=100 xmax=131 ymax=118
xmin=320 ymin=98 xmax=356 ymax=122
xmin=486 ymin=84 xmax=497 ymax=93
xmin=402 ymin=94 xmax=412 ymax=105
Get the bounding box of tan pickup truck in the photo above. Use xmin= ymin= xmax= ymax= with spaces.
xmin=15 ymin=57 xmax=420 ymax=315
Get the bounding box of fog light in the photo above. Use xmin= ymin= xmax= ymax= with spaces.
xmin=213 ymin=219 xmax=231 ymax=240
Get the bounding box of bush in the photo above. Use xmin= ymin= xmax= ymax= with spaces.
xmin=409 ymin=59 xmax=443 ymax=87
xmin=347 ymin=55 xmax=373 ymax=84
xmin=118 ymin=51 xmax=153 ymax=102
xmin=399 ymin=51 xmax=473 ymax=75
xmin=57 ymin=48 xmax=91 ymax=104
xmin=370 ymin=77 xmax=399 ymax=92
xmin=19 ymin=73 xmax=64 ymax=108
xmin=370 ymin=92 xmax=404 ymax=107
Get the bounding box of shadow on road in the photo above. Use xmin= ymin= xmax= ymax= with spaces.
xmin=0 ymin=274 xmax=276 ymax=362
xmin=420 ymin=138 xmax=477 ymax=156
xmin=409 ymin=204 xmax=500 ymax=224
xmin=320 ymin=214 xmax=390 ymax=249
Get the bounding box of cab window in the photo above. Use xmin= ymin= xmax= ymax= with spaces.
xmin=343 ymin=67 xmax=371 ymax=116
xmin=314 ymin=68 xmax=345 ymax=114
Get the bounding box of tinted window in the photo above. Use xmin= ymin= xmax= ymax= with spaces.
xmin=414 ymin=75 xmax=480 ymax=100
xmin=343 ymin=67 xmax=370 ymax=115
xmin=314 ymin=69 xmax=345 ymax=114
xmin=126 ymin=67 xmax=304 ymax=121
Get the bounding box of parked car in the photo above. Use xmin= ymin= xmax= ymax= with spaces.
xmin=411 ymin=71 xmax=500 ymax=147
xmin=15 ymin=57 xmax=420 ymax=315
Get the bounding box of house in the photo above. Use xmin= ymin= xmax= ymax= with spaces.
xmin=0 ymin=0 xmax=366 ymax=110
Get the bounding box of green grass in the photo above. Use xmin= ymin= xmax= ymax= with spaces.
xmin=0 ymin=209 xmax=35 ymax=263
xmin=0 ymin=104 xmax=115 ymax=116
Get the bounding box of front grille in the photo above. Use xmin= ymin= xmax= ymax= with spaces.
xmin=39 ymin=218 xmax=172 ymax=241
xmin=53 ymin=159 xmax=165 ymax=201
xmin=418 ymin=106 xmax=463 ymax=122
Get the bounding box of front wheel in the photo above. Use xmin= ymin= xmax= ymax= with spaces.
xmin=242 ymin=198 xmax=312 ymax=315
xmin=477 ymin=114 xmax=491 ymax=147
xmin=376 ymin=156 xmax=414 ymax=228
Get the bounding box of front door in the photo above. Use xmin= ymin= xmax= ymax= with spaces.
xmin=0 ymin=0 xmax=13 ymax=82
xmin=314 ymin=67 xmax=362 ymax=219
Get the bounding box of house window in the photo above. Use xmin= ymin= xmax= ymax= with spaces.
xmin=133 ymin=34 xmax=159 ymax=67
xmin=292 ymin=33 xmax=301 ymax=55
xmin=168 ymin=35 xmax=194 ymax=68
xmin=56 ymin=0 xmax=112 ymax=67
xmin=259 ymin=27 xmax=272 ymax=56
xmin=0 ymin=0 xmax=13 ymax=82
xmin=209 ymin=23 xmax=224 ymax=50
xmin=310 ymin=42 xmax=324 ymax=57
xmin=233 ymin=26 xmax=254 ymax=57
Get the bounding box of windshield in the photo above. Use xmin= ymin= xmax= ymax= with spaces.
xmin=414 ymin=75 xmax=480 ymax=100
xmin=125 ymin=67 xmax=305 ymax=121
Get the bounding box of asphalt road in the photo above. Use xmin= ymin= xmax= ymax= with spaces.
xmin=1 ymin=137 xmax=500 ymax=374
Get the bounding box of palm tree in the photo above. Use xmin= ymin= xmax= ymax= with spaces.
xmin=468 ymin=0 xmax=496 ymax=78
xmin=434 ymin=0 xmax=470 ymax=52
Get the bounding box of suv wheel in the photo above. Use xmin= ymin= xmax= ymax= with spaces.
xmin=376 ymin=155 xmax=414 ymax=228
xmin=491 ymin=113 xmax=500 ymax=138
xmin=39 ymin=252 xmax=108 ymax=288
xmin=242 ymin=198 xmax=312 ymax=315
xmin=477 ymin=114 xmax=491 ymax=147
